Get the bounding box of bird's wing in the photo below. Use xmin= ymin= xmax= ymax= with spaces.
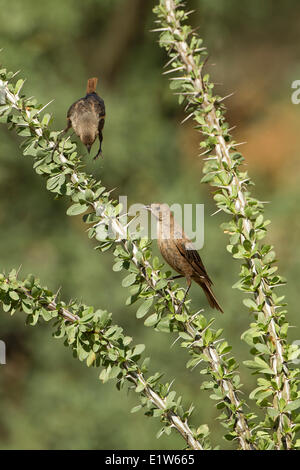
xmin=87 ymin=94 xmax=106 ymax=118
xmin=67 ymin=98 xmax=85 ymax=119
xmin=175 ymin=238 xmax=213 ymax=285
xmin=66 ymin=102 xmax=76 ymax=119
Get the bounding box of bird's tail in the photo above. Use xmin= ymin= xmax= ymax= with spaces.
xmin=194 ymin=278 xmax=224 ymax=313
xmin=86 ymin=77 xmax=98 ymax=94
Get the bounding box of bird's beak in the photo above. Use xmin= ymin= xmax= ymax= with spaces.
xmin=86 ymin=144 xmax=92 ymax=154
xmin=144 ymin=204 xmax=151 ymax=211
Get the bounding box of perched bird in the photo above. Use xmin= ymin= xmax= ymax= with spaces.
xmin=146 ymin=203 xmax=223 ymax=313
xmin=61 ymin=77 xmax=106 ymax=159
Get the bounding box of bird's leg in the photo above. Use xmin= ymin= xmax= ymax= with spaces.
xmin=51 ymin=119 xmax=71 ymax=157
xmin=93 ymin=131 xmax=103 ymax=160
xmin=176 ymin=279 xmax=191 ymax=314
xmin=166 ymin=274 xmax=184 ymax=281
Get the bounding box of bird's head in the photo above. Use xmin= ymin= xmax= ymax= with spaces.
xmin=81 ymin=130 xmax=98 ymax=153
xmin=145 ymin=203 xmax=171 ymax=221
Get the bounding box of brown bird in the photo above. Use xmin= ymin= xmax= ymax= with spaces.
xmin=146 ymin=203 xmax=223 ymax=313
xmin=60 ymin=77 xmax=106 ymax=159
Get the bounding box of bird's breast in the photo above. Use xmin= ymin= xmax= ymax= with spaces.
xmin=71 ymin=109 xmax=99 ymax=144
xmin=157 ymin=238 xmax=191 ymax=277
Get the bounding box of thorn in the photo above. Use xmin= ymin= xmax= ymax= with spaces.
xmin=218 ymin=92 xmax=235 ymax=103
xmin=232 ymin=142 xmax=247 ymax=148
xmin=54 ymin=286 xmax=62 ymax=302
xmin=200 ymin=54 xmax=210 ymax=71
xmin=162 ymin=66 xmax=185 ymax=75
xmin=228 ymin=126 xmax=237 ymax=132
xmin=106 ymin=187 xmax=117 ymax=195
xmin=190 ymin=359 xmax=203 ymax=371
xmin=149 ymin=27 xmax=170 ymax=32
xmin=16 ymin=265 xmax=22 ymax=277
xmin=37 ymin=99 xmax=55 ymax=114
xmin=240 ymin=179 xmax=251 ymax=184
xmin=11 ymin=70 xmax=21 ymax=79
xmin=173 ymin=91 xmax=198 ymax=96
xmin=181 ymin=112 xmax=194 ymax=124
xmin=191 ymin=26 xmax=201 ymax=34
xmin=16 ymin=78 xmax=26 ymax=94
xmin=198 ymin=148 xmax=211 ymax=156
xmin=164 ymin=54 xmax=179 ymax=69
xmin=167 ymin=379 xmax=175 ymax=393
xmin=211 ymin=208 xmax=222 ymax=217
xmin=170 ymin=335 xmax=181 ymax=348
xmin=186 ymin=10 xmax=196 ymax=16
xmin=125 ymin=215 xmax=138 ymax=229
xmin=169 ymin=77 xmax=190 ymax=81
xmin=214 ymin=338 xmax=225 ymax=344
xmin=189 ymin=309 xmax=204 ymax=322
xmin=118 ymin=212 xmax=129 ymax=220
xmin=203 ymin=156 xmax=217 ymax=161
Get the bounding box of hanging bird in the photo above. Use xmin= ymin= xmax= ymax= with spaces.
xmin=146 ymin=203 xmax=223 ymax=313
xmin=60 ymin=77 xmax=106 ymax=159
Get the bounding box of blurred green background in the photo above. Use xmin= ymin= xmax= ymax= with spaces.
xmin=0 ymin=0 xmax=299 ymax=450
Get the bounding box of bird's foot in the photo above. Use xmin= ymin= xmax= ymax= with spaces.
xmin=175 ymin=284 xmax=191 ymax=314
xmin=166 ymin=275 xmax=184 ymax=282
xmin=51 ymin=141 xmax=60 ymax=159
xmin=176 ymin=299 xmax=185 ymax=315
xmin=93 ymin=151 xmax=103 ymax=161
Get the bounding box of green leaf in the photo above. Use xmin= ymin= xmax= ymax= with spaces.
xmin=254 ymin=343 xmax=270 ymax=355
xmin=122 ymin=273 xmax=136 ymax=287
xmin=99 ymin=367 xmax=110 ymax=383
xmin=46 ymin=174 xmax=65 ymax=193
xmin=165 ymin=391 xmax=176 ymax=407
xmin=15 ymin=79 xmax=25 ymax=94
xmin=112 ymin=260 xmax=123 ymax=272
xmin=263 ymin=251 xmax=276 ymax=264
xmin=286 ymin=399 xmax=300 ymax=412
xmin=95 ymin=225 xmax=109 ymax=241
xmin=135 ymin=383 xmax=146 ymax=393
xmin=42 ymin=113 xmax=51 ymax=126
xmin=109 ymin=366 xmax=121 ymax=379
xmin=243 ymin=298 xmax=258 ymax=310
xmin=144 ymin=313 xmax=158 ymax=327
xmin=136 ymin=298 xmax=153 ymax=319
xmin=201 ymin=173 xmax=215 ymax=183
xmin=84 ymin=189 xmax=95 ymax=202
xmin=66 ymin=203 xmax=89 ymax=216
xmin=131 ymin=405 xmax=142 ymax=413
xmin=86 ymin=351 xmax=96 ymax=367
xmin=132 ymin=344 xmax=145 ymax=356
xmin=9 ymin=291 xmax=19 ymax=301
